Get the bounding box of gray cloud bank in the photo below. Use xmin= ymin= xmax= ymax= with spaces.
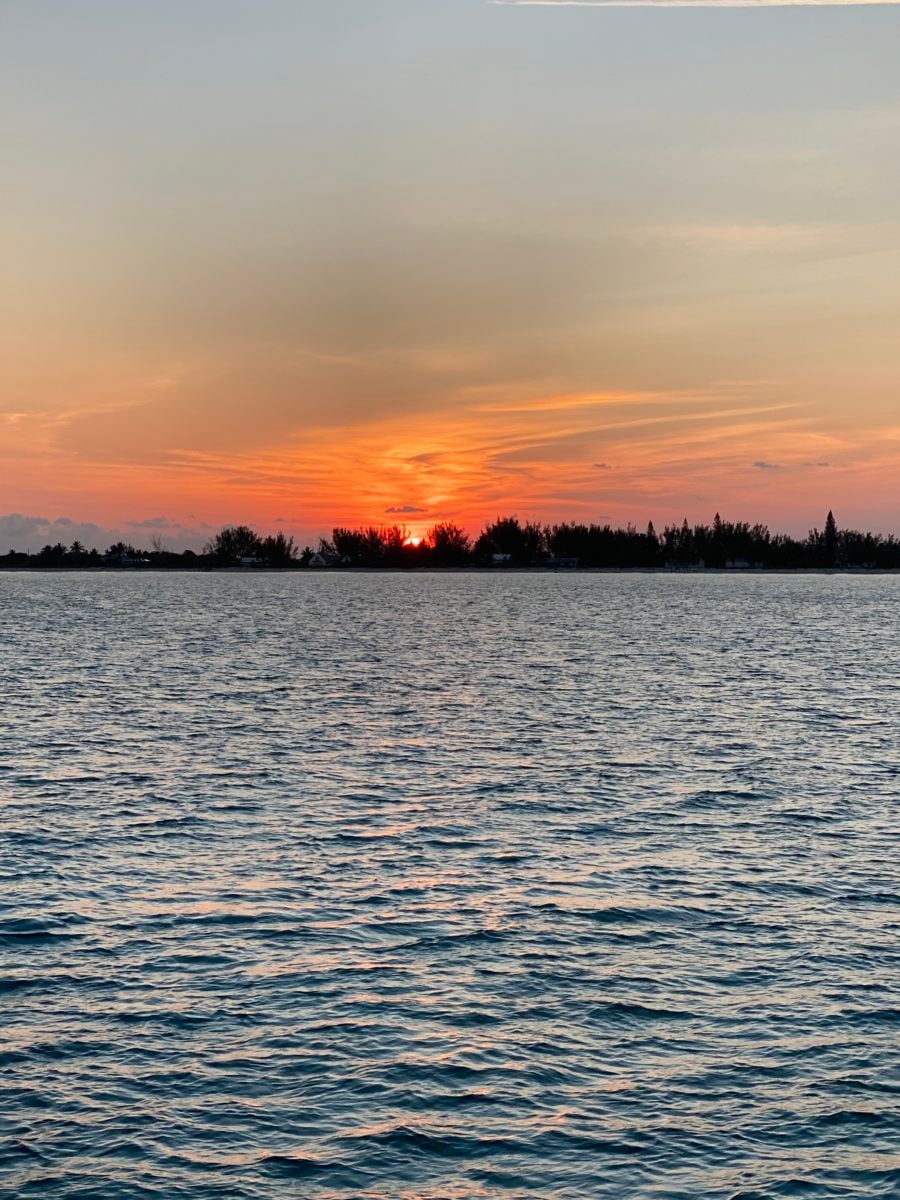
xmin=0 ymin=513 xmax=210 ymax=555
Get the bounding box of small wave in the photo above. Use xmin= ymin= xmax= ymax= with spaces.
xmin=533 ymin=901 xmax=688 ymax=927
xmin=812 ymin=1108 xmax=895 ymax=1128
xmin=403 ymin=928 xmax=508 ymax=951
xmin=0 ymin=916 xmax=87 ymax=945
xmin=262 ymin=1154 xmax=344 ymax=1178
xmin=837 ymin=1007 xmax=900 ymax=1027
xmin=587 ymin=1000 xmax=694 ymax=1023
xmin=337 ymin=1124 xmax=524 ymax=1160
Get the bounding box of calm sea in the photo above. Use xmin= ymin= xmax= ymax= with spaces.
xmin=2 ymin=572 xmax=898 ymax=1199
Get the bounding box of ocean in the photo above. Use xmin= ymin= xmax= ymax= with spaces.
xmin=2 ymin=571 xmax=898 ymax=1198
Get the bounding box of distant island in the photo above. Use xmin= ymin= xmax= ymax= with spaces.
xmin=5 ymin=510 xmax=900 ymax=571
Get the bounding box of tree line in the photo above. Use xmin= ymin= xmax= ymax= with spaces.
xmin=5 ymin=511 xmax=900 ymax=570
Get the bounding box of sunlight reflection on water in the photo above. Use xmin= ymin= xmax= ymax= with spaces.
xmin=1 ymin=572 xmax=899 ymax=1198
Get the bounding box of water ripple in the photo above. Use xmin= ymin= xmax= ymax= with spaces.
xmin=2 ymin=572 xmax=899 ymax=1197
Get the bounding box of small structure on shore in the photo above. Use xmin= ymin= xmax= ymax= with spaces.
xmin=308 ymin=551 xmax=342 ymax=568
xmin=103 ymin=551 xmax=150 ymax=568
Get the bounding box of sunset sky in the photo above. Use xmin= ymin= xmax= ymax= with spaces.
xmin=3 ymin=0 xmax=900 ymax=550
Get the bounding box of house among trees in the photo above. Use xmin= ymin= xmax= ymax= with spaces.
xmin=308 ymin=551 xmax=342 ymax=568
xmin=103 ymin=545 xmax=150 ymax=567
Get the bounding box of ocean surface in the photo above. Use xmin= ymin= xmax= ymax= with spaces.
xmin=2 ymin=571 xmax=899 ymax=1199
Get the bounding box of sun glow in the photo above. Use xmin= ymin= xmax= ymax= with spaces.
xmin=404 ymin=536 xmax=424 ymax=547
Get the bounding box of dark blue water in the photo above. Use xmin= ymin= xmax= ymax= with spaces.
xmin=2 ymin=572 xmax=899 ymax=1198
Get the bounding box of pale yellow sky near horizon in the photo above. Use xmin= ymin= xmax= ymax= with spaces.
xmin=3 ymin=0 xmax=900 ymax=549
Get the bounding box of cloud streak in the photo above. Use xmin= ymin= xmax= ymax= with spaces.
xmin=493 ymin=1 xmax=900 ymax=8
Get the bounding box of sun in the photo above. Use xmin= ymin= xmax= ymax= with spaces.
xmin=404 ymin=536 xmax=424 ymax=547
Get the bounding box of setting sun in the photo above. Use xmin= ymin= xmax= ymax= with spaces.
xmin=404 ymin=536 xmax=424 ymax=548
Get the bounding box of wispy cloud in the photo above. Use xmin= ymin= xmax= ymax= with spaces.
xmin=493 ymin=1 xmax=900 ymax=8
xmin=127 ymin=516 xmax=174 ymax=529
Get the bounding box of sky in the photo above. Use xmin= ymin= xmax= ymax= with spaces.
xmin=3 ymin=0 xmax=900 ymax=551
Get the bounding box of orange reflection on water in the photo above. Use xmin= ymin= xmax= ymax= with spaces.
xmin=598 ymin=1078 xmax=636 ymax=1093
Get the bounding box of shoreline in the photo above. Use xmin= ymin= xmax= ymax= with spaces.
xmin=3 ymin=566 xmax=900 ymax=576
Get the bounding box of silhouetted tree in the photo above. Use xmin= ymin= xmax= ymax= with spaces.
xmin=205 ymin=526 xmax=262 ymax=564
xmin=677 ymin=518 xmax=693 ymax=564
xmin=381 ymin=525 xmax=408 ymax=567
xmin=331 ymin=528 xmax=366 ymax=564
xmin=330 ymin=525 xmax=411 ymax=567
xmin=474 ymin=517 xmax=545 ymax=566
xmin=428 ymin=522 xmax=471 ymax=567
xmin=9 ymin=507 xmax=900 ymax=572
xmin=824 ymin=510 xmax=839 ymax=567
xmin=260 ymin=532 xmax=298 ymax=567
xmin=107 ymin=542 xmax=139 ymax=559
xmin=547 ymin=521 xmax=660 ymax=567
xmin=37 ymin=543 xmax=68 ymax=566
